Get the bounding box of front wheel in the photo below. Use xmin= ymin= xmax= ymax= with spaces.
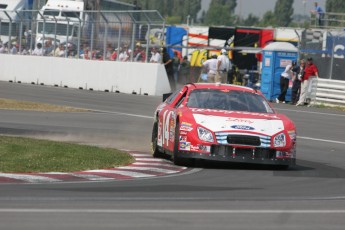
xmin=151 ymin=121 xmax=165 ymax=158
xmin=172 ymin=121 xmax=194 ymax=167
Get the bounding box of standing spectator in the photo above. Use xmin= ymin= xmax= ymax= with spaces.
xmin=24 ymin=29 xmax=34 ymax=50
xmin=202 ymin=55 xmax=218 ymax=83
xmin=172 ymin=51 xmax=181 ymax=84
xmin=311 ymin=2 xmax=324 ymax=27
xmin=133 ymin=42 xmax=146 ymax=62
xmin=119 ymin=45 xmax=130 ymax=62
xmin=149 ymin=47 xmax=161 ymax=63
xmin=296 ymin=57 xmax=319 ymax=106
xmin=291 ymin=59 xmax=305 ymax=105
xmin=217 ymin=49 xmax=231 ymax=83
xmin=179 ymin=56 xmax=190 ymax=84
xmin=162 ymin=47 xmax=175 ymax=91
xmin=276 ymin=61 xmax=296 ymax=103
xmin=32 ymin=43 xmax=44 ymax=56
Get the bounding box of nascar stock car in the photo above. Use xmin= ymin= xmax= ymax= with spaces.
xmin=151 ymin=83 xmax=297 ymax=168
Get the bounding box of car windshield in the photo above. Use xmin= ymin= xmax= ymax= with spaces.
xmin=186 ymin=89 xmax=274 ymax=113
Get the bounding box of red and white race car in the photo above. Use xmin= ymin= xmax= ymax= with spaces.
xmin=151 ymin=83 xmax=296 ymax=168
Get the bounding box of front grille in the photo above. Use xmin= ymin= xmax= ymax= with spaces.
xmin=227 ymin=135 xmax=260 ymax=146
xmin=215 ymin=132 xmax=271 ymax=147
xmin=211 ymin=146 xmax=276 ymax=159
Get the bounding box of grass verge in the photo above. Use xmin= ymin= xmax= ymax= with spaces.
xmin=0 ymin=136 xmax=134 ymax=173
xmin=314 ymin=103 xmax=345 ymax=112
xmin=0 ymin=98 xmax=89 ymax=112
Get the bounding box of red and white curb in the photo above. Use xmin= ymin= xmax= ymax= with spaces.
xmin=0 ymin=152 xmax=189 ymax=184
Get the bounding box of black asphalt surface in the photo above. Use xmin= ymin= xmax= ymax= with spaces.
xmin=0 ymin=81 xmax=345 ymax=230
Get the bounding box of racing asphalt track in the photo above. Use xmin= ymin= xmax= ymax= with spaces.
xmin=0 ymin=81 xmax=345 ymax=230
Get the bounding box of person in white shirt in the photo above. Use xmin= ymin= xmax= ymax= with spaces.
xmin=202 ymin=55 xmax=218 ymax=83
xmin=217 ymin=49 xmax=231 ymax=83
xmin=32 ymin=43 xmax=44 ymax=56
xmin=276 ymin=61 xmax=297 ymax=103
xmin=119 ymin=45 xmax=131 ymax=62
xmin=149 ymin=47 xmax=161 ymax=63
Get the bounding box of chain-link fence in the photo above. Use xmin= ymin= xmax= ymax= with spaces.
xmin=0 ymin=9 xmax=165 ymax=62
xmin=300 ymin=28 xmax=345 ymax=81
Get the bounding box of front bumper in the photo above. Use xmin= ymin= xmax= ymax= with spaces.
xmin=177 ymin=145 xmax=296 ymax=166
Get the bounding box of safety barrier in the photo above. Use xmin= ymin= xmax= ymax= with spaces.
xmin=0 ymin=54 xmax=171 ymax=96
xmin=316 ymin=78 xmax=345 ymax=106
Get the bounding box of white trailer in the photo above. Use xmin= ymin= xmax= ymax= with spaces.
xmin=0 ymin=0 xmax=30 ymax=44
xmin=36 ymin=0 xmax=84 ymax=46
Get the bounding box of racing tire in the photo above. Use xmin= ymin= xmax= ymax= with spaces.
xmin=151 ymin=121 xmax=165 ymax=159
xmin=172 ymin=121 xmax=194 ymax=167
xmin=273 ymin=164 xmax=290 ymax=170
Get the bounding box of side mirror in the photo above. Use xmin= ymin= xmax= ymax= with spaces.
xmin=162 ymin=93 xmax=172 ymax=102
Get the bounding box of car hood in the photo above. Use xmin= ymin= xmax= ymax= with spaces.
xmin=192 ymin=111 xmax=284 ymax=136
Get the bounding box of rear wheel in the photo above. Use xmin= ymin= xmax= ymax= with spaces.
xmin=151 ymin=121 xmax=165 ymax=158
xmin=172 ymin=121 xmax=194 ymax=167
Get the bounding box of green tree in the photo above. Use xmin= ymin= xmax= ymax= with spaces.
xmin=325 ymin=0 xmax=345 ymax=27
xmin=121 ymin=0 xmax=201 ymax=24
xmin=274 ymin=0 xmax=294 ymax=27
xmin=204 ymin=0 xmax=237 ymax=26
xmin=242 ymin=14 xmax=260 ymax=26
xmin=326 ymin=0 xmax=345 ymax=13
xmin=259 ymin=10 xmax=276 ymax=27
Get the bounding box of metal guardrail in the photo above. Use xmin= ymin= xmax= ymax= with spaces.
xmin=316 ymin=78 xmax=345 ymax=106
xmin=310 ymin=12 xmax=345 ymax=29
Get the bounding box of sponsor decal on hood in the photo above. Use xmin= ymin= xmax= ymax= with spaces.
xmin=231 ymin=125 xmax=255 ymax=130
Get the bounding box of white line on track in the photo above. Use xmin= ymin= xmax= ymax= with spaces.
xmin=0 ymin=209 xmax=344 ymax=214
xmin=299 ymin=136 xmax=345 ymax=145
xmin=92 ymin=110 xmax=154 ymax=119
xmin=94 ymin=109 xmax=345 ymax=145
xmin=94 ymin=108 xmax=345 ymax=119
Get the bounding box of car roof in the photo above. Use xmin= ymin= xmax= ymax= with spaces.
xmin=185 ymin=83 xmax=256 ymax=93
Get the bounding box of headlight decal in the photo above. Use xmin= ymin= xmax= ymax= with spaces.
xmin=197 ymin=127 xmax=214 ymax=143
xmin=273 ymin=133 xmax=286 ymax=147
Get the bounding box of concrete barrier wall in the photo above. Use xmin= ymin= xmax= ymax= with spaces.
xmin=0 ymin=54 xmax=171 ymax=96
